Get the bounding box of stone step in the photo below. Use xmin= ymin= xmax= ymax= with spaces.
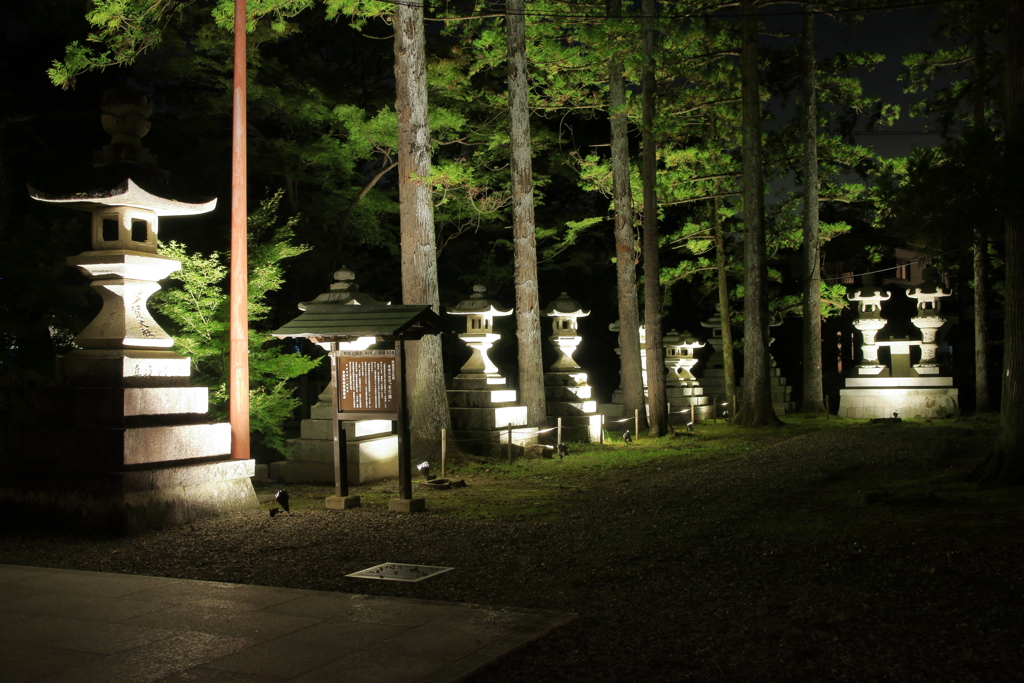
xmin=446 ymin=388 xmax=519 ymax=408
xmin=545 ymin=400 xmax=598 ymax=416
xmin=6 ymin=422 xmax=231 ymax=469
xmin=449 ymin=405 xmax=529 ymax=431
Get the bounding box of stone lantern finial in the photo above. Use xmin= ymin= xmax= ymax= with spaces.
xmin=95 ymin=85 xmax=158 ymax=167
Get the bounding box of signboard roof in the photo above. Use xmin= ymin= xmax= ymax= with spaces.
xmin=269 ymin=304 xmax=447 ymax=342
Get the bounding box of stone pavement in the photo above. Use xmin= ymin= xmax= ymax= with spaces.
xmin=0 ymin=564 xmax=575 ymax=683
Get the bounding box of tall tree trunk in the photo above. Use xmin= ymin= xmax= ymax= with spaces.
xmin=641 ymin=0 xmax=666 ymax=437
xmin=972 ymin=23 xmax=991 ymax=413
xmin=507 ymin=0 xmax=547 ymax=428
xmin=800 ymin=8 xmax=825 ymax=414
xmin=394 ymin=0 xmax=452 ymax=458
xmin=980 ymin=0 xmax=1024 ymax=482
xmin=608 ymin=0 xmax=648 ymax=432
xmin=712 ymin=189 xmax=736 ymax=404
xmin=709 ymin=115 xmax=736 ymax=404
xmin=734 ymin=0 xmax=779 ymax=427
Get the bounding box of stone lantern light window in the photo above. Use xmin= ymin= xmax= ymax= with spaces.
xmin=91 ymin=205 xmax=159 ymax=252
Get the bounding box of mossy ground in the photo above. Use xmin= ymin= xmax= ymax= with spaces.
xmin=256 ymin=414 xmax=1017 ymax=532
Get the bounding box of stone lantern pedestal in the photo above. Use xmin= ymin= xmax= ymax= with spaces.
xmin=0 ymin=87 xmax=257 ymax=533
xmin=447 ymin=286 xmax=536 ymax=457
xmin=541 ymin=292 xmax=601 ymax=443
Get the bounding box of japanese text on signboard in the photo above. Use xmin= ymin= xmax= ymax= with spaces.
xmin=337 ymin=350 xmax=397 ymax=412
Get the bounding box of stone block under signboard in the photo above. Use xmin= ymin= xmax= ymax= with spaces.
xmin=285 ymin=433 xmax=398 ymax=485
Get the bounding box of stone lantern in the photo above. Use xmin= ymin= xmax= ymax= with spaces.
xmin=663 ymin=329 xmax=704 ymax=385
xmin=848 ymin=278 xmax=891 ymax=376
xmin=542 ymin=291 xmax=590 ymax=373
xmin=3 ymin=86 xmax=257 ymax=533
xmin=449 ymin=284 xmax=513 ymax=379
xmin=699 ymin=304 xmax=737 ymax=369
xmin=905 ymin=269 xmax=950 ymax=375
xmin=542 ymin=292 xmax=598 ymax=442
xmin=447 ymin=286 xmax=533 ymax=456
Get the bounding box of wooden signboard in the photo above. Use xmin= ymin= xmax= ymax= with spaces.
xmin=334 ymin=349 xmax=398 ymax=419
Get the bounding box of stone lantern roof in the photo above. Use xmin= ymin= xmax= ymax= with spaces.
xmin=299 ymin=267 xmax=390 ymax=311
xmin=848 ymin=277 xmax=891 ymax=318
xmin=541 ymin=292 xmax=590 ymax=319
xmin=663 ymin=329 xmax=704 ymax=349
xmin=27 ymin=85 xmax=215 ymax=213
xmin=450 ymin=284 xmax=512 ymax=317
xmin=905 ymin=269 xmax=950 ymax=315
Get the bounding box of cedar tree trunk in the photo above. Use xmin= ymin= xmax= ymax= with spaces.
xmin=980 ymin=0 xmax=1024 ymax=482
xmin=507 ymin=0 xmax=547 ymax=428
xmin=394 ymin=0 xmax=452 ymax=458
xmin=800 ymin=8 xmax=825 ymax=414
xmin=641 ymin=0 xmax=666 ymax=436
xmin=733 ymin=0 xmax=780 ymax=427
xmin=608 ymin=0 xmax=648 ymax=432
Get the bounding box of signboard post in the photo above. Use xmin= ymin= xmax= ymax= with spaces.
xmin=270 ymin=303 xmax=446 ymax=514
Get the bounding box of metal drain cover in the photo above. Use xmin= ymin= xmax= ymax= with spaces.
xmin=347 ymin=563 xmax=453 ymax=582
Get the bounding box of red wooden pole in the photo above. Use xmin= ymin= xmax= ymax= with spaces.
xmin=230 ymin=0 xmax=249 ymax=460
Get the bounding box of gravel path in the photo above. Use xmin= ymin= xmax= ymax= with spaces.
xmin=2 ymin=425 xmax=1022 ymax=682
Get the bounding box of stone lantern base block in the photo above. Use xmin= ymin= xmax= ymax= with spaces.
xmin=60 ymin=349 xmax=192 ymax=387
xmin=448 ymin=428 xmax=538 ymax=459
xmin=838 ymin=377 xmax=959 ymax=419
xmin=0 ymin=459 xmax=257 ymax=535
xmin=6 ymin=422 xmax=230 ymax=469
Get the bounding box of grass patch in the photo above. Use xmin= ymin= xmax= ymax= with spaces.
xmin=257 ymin=415 xmax=869 ymax=519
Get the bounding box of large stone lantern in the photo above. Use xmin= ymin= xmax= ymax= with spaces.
xmin=2 ymin=86 xmax=257 ymax=533
xmin=848 ymin=279 xmax=891 ymax=376
xmin=905 ymin=269 xmax=951 ymax=375
xmin=447 ymin=286 xmax=533 ymax=456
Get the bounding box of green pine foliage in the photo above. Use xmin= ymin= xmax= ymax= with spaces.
xmin=151 ymin=191 xmax=321 ymax=455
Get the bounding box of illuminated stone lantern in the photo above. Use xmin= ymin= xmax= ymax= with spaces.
xmin=543 ymin=292 xmax=589 ymax=373
xmin=848 ymin=279 xmax=892 ymax=376
xmin=284 ymin=267 xmax=399 ymax=485
xmin=905 ymin=270 xmax=951 ymax=375
xmin=447 ymin=286 xmax=534 ymax=457
xmin=449 ymin=284 xmax=513 ymax=379
xmin=663 ymin=329 xmax=703 ymax=384
xmin=1 ymin=86 xmax=256 ymax=532
xmin=542 ymin=292 xmax=600 ymax=441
